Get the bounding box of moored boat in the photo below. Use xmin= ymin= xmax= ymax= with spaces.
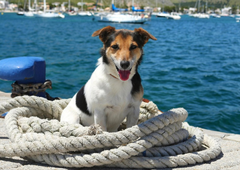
xmin=166 ymin=12 xmax=181 ymax=20
xmin=95 ymin=12 xmax=148 ymax=24
xmin=156 ymin=12 xmax=169 ymax=18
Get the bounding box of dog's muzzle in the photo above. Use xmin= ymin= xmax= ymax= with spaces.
xmin=115 ymin=63 xmax=131 ymax=81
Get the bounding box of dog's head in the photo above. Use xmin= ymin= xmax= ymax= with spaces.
xmin=92 ymin=26 xmax=157 ymax=81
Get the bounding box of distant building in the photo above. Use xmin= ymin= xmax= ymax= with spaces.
xmin=8 ymin=3 xmax=18 ymax=10
xmin=0 ymin=0 xmax=8 ymax=9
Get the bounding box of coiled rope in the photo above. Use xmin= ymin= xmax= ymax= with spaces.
xmin=0 ymin=96 xmax=221 ymax=168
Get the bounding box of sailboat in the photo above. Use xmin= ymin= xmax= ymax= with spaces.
xmin=35 ymin=0 xmax=65 ymax=18
xmin=24 ymin=0 xmax=34 ymax=17
xmin=78 ymin=0 xmax=92 ymax=16
xmin=67 ymin=0 xmax=77 ymax=16
xmin=192 ymin=0 xmax=209 ymax=19
xmin=94 ymin=0 xmax=148 ymax=24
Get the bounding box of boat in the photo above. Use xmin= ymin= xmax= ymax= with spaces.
xmin=196 ymin=13 xmax=210 ymax=18
xmin=23 ymin=0 xmax=35 ymax=17
xmin=24 ymin=12 xmax=35 ymax=17
xmin=17 ymin=11 xmax=24 ymax=15
xmin=236 ymin=18 xmax=240 ymax=22
xmin=67 ymin=0 xmax=77 ymax=16
xmin=111 ymin=3 xmax=128 ymax=12
xmin=190 ymin=0 xmax=209 ymax=19
xmin=78 ymin=0 xmax=92 ymax=16
xmin=36 ymin=11 xmax=65 ymax=18
xmin=35 ymin=0 xmax=65 ymax=18
xmin=166 ymin=12 xmax=181 ymax=20
xmin=156 ymin=12 xmax=169 ymax=18
xmin=68 ymin=11 xmax=77 ymax=16
xmin=220 ymin=7 xmax=232 ymax=17
xmin=95 ymin=12 xmax=148 ymax=24
xmin=78 ymin=11 xmax=92 ymax=16
xmin=94 ymin=0 xmax=147 ymax=24
xmin=192 ymin=13 xmax=209 ymax=19
xmin=132 ymin=6 xmax=144 ymax=12
xmin=210 ymin=13 xmax=221 ymax=18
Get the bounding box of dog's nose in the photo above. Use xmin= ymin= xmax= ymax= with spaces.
xmin=120 ymin=61 xmax=130 ymax=69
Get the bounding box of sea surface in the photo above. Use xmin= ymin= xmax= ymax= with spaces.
xmin=0 ymin=13 xmax=240 ymax=134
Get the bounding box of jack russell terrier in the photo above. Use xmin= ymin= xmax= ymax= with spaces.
xmin=60 ymin=26 xmax=157 ymax=132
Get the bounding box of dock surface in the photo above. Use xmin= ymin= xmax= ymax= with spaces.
xmin=0 ymin=91 xmax=240 ymax=170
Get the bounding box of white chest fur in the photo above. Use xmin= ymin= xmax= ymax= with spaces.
xmin=61 ymin=63 xmax=141 ymax=132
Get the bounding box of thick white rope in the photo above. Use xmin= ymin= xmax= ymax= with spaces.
xmin=0 ymin=96 xmax=222 ymax=168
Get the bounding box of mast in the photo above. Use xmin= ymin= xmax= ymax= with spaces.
xmin=81 ymin=0 xmax=83 ymax=11
xmin=24 ymin=0 xmax=27 ymax=11
xmin=198 ymin=0 xmax=200 ymax=13
xmin=68 ymin=0 xmax=70 ymax=12
xmin=205 ymin=0 xmax=207 ymax=13
xmin=96 ymin=0 xmax=98 ymax=11
xmin=179 ymin=0 xmax=181 ymax=12
xmin=43 ymin=0 xmax=46 ymax=12
xmin=28 ymin=0 xmax=30 ymax=11
xmin=33 ymin=0 xmax=37 ymax=12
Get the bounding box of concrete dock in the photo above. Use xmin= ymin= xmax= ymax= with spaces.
xmin=0 ymin=91 xmax=240 ymax=170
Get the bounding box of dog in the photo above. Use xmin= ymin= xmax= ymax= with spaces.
xmin=60 ymin=26 xmax=157 ymax=132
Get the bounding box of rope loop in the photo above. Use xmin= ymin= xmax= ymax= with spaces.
xmin=0 ymin=96 xmax=222 ymax=168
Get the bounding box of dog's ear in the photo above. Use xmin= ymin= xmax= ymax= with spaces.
xmin=92 ymin=26 xmax=116 ymax=43
xmin=134 ymin=28 xmax=157 ymax=46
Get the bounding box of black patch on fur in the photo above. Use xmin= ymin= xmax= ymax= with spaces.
xmin=136 ymin=53 xmax=143 ymax=70
xmin=76 ymin=85 xmax=92 ymax=116
xmin=100 ymin=48 xmax=109 ymax=64
xmin=132 ymin=32 xmax=145 ymax=48
xmin=131 ymin=72 xmax=142 ymax=95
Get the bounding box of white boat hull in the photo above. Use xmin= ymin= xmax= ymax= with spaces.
xmin=156 ymin=13 xmax=169 ymax=18
xmin=36 ymin=12 xmax=64 ymax=18
xmin=24 ymin=12 xmax=35 ymax=17
xmin=95 ymin=13 xmax=148 ymax=24
xmin=193 ymin=13 xmax=210 ymax=19
xmin=78 ymin=12 xmax=92 ymax=16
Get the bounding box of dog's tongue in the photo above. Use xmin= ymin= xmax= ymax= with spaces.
xmin=118 ymin=70 xmax=131 ymax=81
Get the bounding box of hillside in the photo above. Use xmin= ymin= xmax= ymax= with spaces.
xmin=171 ymin=0 xmax=240 ymax=8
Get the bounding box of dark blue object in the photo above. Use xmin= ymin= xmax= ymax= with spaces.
xmin=0 ymin=56 xmax=46 ymax=97
xmin=0 ymin=56 xmax=45 ymax=84
xmin=132 ymin=6 xmax=144 ymax=12
xmin=112 ymin=4 xmax=128 ymax=12
xmin=0 ymin=57 xmax=49 ymax=117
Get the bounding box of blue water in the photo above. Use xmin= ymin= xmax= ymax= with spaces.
xmin=1 ymin=13 xmax=240 ymax=134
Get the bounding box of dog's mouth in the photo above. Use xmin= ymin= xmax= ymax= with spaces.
xmin=115 ymin=66 xmax=131 ymax=81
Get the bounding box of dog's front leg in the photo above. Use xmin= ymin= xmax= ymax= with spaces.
xmin=126 ymin=106 xmax=140 ymax=128
xmin=94 ymin=109 xmax=107 ymax=131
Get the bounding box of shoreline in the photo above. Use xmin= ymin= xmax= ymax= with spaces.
xmin=0 ymin=91 xmax=240 ymax=169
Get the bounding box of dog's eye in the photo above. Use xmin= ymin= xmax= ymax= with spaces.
xmin=111 ymin=45 xmax=119 ymax=50
xmin=130 ymin=45 xmax=137 ymax=50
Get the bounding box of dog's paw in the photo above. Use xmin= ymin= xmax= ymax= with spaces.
xmin=88 ymin=124 xmax=103 ymax=135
